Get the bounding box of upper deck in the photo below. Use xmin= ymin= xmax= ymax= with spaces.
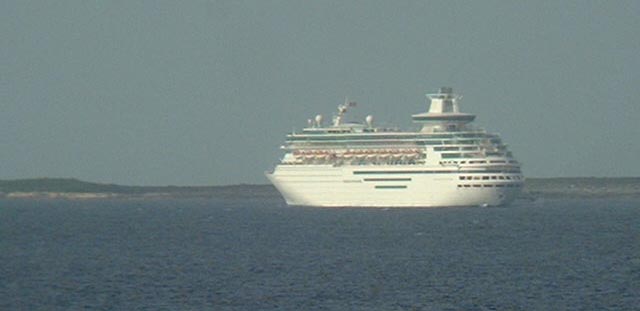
xmin=290 ymin=87 xmax=476 ymax=137
xmin=276 ymin=88 xmax=519 ymax=167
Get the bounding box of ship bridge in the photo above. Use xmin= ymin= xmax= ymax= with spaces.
xmin=412 ymin=87 xmax=475 ymax=132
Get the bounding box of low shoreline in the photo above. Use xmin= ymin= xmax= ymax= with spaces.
xmin=1 ymin=177 xmax=640 ymax=200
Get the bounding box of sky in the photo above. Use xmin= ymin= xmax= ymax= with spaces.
xmin=1 ymin=1 xmax=639 ymax=185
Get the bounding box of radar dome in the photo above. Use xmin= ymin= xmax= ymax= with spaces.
xmin=365 ymin=115 xmax=374 ymax=127
xmin=315 ymin=114 xmax=323 ymax=126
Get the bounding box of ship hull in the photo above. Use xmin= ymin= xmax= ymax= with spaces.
xmin=266 ymin=165 xmax=522 ymax=208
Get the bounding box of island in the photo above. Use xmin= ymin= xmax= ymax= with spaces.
xmin=1 ymin=177 xmax=639 ymax=200
xmin=0 ymin=178 xmax=275 ymax=200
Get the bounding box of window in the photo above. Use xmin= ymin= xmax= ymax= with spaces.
xmin=441 ymin=153 xmax=462 ymax=159
xmin=435 ymin=147 xmax=459 ymax=151
xmin=419 ymin=140 xmax=442 ymax=145
xmin=486 ymin=152 xmax=503 ymax=157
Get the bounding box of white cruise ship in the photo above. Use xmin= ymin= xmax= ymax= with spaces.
xmin=266 ymin=87 xmax=523 ymax=207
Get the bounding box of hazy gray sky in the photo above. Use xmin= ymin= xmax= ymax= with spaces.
xmin=2 ymin=1 xmax=639 ymax=185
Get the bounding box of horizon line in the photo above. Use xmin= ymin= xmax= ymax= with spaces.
xmin=2 ymin=176 xmax=640 ymax=189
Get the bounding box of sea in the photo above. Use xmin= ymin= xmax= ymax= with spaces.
xmin=1 ymin=196 xmax=639 ymax=310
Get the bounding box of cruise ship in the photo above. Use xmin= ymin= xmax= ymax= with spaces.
xmin=266 ymin=87 xmax=523 ymax=207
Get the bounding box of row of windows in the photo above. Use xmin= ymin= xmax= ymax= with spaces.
xmin=375 ymin=185 xmax=407 ymax=189
xmin=442 ymin=153 xmax=508 ymax=159
xmin=459 ymin=175 xmax=523 ymax=180
xmin=288 ymin=141 xmax=420 ymax=147
xmin=364 ymin=178 xmax=412 ymax=182
xmin=439 ymin=160 xmax=517 ymax=165
xmin=435 ymin=146 xmax=510 ymax=152
xmin=288 ymin=140 xmax=494 ymax=146
xmin=434 ymin=146 xmax=461 ymax=151
xmin=291 ymin=132 xmax=497 ymax=139
xmin=288 ymin=135 xmax=501 ymax=143
xmin=353 ymin=169 xmax=522 ymax=175
xmin=441 ymin=152 xmax=513 ymax=159
xmin=283 ymin=160 xmax=423 ymax=166
xmin=439 ymin=140 xmax=498 ymax=146
xmin=457 ymin=184 xmax=522 ymax=188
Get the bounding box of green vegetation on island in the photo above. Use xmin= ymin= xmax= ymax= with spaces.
xmin=523 ymin=177 xmax=640 ymax=198
xmin=0 ymin=178 xmax=275 ymax=199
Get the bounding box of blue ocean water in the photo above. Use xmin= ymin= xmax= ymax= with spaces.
xmin=1 ymin=197 xmax=638 ymax=310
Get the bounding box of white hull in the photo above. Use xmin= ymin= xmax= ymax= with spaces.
xmin=266 ymin=165 xmax=522 ymax=208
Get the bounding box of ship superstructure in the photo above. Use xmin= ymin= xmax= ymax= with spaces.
xmin=266 ymin=87 xmax=523 ymax=207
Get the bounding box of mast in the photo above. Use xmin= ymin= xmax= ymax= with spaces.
xmin=333 ymin=97 xmax=356 ymax=126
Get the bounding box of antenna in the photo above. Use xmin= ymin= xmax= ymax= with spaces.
xmin=333 ymin=97 xmax=357 ymax=126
